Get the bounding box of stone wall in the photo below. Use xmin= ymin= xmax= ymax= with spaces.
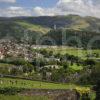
xmin=20 ymin=89 xmax=80 ymax=100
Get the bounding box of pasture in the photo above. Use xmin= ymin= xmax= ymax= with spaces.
xmin=0 ymin=77 xmax=92 ymax=100
xmin=0 ymin=95 xmax=51 ymax=100
xmin=69 ymin=64 xmax=83 ymax=71
xmin=0 ymin=77 xmax=90 ymax=90
xmin=34 ymin=46 xmax=100 ymax=59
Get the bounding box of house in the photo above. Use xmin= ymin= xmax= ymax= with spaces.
xmin=44 ymin=65 xmax=62 ymax=69
xmin=0 ymin=48 xmax=4 ymax=59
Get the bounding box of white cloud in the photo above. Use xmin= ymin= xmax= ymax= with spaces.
xmin=0 ymin=0 xmax=16 ymax=3
xmin=9 ymin=6 xmax=22 ymax=10
xmin=0 ymin=0 xmax=100 ymax=18
xmin=33 ymin=7 xmax=55 ymax=16
xmin=56 ymin=0 xmax=93 ymax=15
xmin=0 ymin=6 xmax=32 ymax=17
xmin=33 ymin=7 xmax=45 ymax=16
xmin=33 ymin=0 xmax=100 ymax=18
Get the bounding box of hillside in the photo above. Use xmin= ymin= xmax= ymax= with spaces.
xmin=0 ymin=15 xmax=100 ymax=48
xmin=45 ymin=29 xmax=100 ymax=49
xmin=1 ymin=15 xmax=100 ymax=31
xmin=2 ymin=15 xmax=100 ymax=32
xmin=0 ymin=20 xmax=50 ymax=43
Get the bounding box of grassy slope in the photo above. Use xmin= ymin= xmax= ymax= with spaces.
xmin=0 ymin=78 xmax=90 ymax=90
xmin=70 ymin=20 xmax=90 ymax=30
xmin=16 ymin=21 xmax=50 ymax=34
xmin=69 ymin=64 xmax=83 ymax=71
xmin=0 ymin=63 xmax=14 ymax=67
xmin=1 ymin=15 xmax=100 ymax=33
xmin=0 ymin=95 xmax=51 ymax=100
xmin=37 ymin=47 xmax=100 ymax=59
xmin=0 ymin=77 xmax=95 ymax=100
xmin=16 ymin=15 xmax=100 ymax=32
xmin=0 ymin=20 xmax=50 ymax=42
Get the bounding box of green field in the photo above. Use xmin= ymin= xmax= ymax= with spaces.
xmin=0 ymin=78 xmax=90 ymax=90
xmin=16 ymin=21 xmax=50 ymax=34
xmin=0 ymin=95 xmax=51 ymax=100
xmin=69 ymin=64 xmax=83 ymax=71
xmin=0 ymin=78 xmax=92 ymax=100
xmin=0 ymin=93 xmax=96 ymax=100
xmin=54 ymin=48 xmax=100 ymax=57
xmin=37 ymin=47 xmax=100 ymax=59
xmin=0 ymin=78 xmax=78 ymax=89
xmin=0 ymin=63 xmax=14 ymax=67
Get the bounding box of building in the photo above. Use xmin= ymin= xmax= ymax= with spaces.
xmin=0 ymin=48 xmax=4 ymax=59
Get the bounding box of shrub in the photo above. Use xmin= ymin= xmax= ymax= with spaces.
xmin=0 ymin=87 xmax=24 ymax=95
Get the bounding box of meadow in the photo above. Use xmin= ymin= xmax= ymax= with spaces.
xmin=0 ymin=77 xmax=92 ymax=100
xmin=0 ymin=77 xmax=90 ymax=90
xmin=55 ymin=48 xmax=100 ymax=59
xmin=0 ymin=95 xmax=51 ymax=100
xmin=34 ymin=46 xmax=100 ymax=59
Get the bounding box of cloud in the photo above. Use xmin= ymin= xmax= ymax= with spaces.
xmin=0 ymin=0 xmax=16 ymax=3
xmin=33 ymin=0 xmax=100 ymax=18
xmin=33 ymin=7 xmax=55 ymax=16
xmin=0 ymin=6 xmax=32 ymax=17
xmin=56 ymin=0 xmax=94 ymax=15
xmin=0 ymin=0 xmax=100 ymax=18
xmin=33 ymin=7 xmax=45 ymax=16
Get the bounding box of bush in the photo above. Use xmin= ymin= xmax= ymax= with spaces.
xmin=0 ymin=87 xmax=24 ymax=95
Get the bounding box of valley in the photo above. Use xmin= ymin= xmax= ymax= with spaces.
xmin=0 ymin=15 xmax=100 ymax=100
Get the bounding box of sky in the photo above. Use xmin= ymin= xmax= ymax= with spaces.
xmin=0 ymin=0 xmax=100 ymax=18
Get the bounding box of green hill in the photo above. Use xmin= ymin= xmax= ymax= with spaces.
xmin=1 ymin=14 xmax=100 ymax=32
xmin=16 ymin=21 xmax=50 ymax=34
xmin=0 ymin=20 xmax=50 ymax=43
xmin=5 ymin=14 xmax=100 ymax=32
xmin=0 ymin=15 xmax=100 ymax=48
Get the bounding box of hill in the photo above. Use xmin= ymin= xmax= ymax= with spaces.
xmin=2 ymin=15 xmax=100 ymax=32
xmin=1 ymin=15 xmax=100 ymax=31
xmin=0 ymin=19 xmax=50 ymax=43
xmin=0 ymin=15 xmax=100 ymax=48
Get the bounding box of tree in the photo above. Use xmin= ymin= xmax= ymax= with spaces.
xmin=62 ymin=62 xmax=69 ymax=70
xmin=10 ymin=67 xmax=22 ymax=75
xmin=23 ymin=63 xmax=33 ymax=73
xmin=48 ymin=51 xmax=53 ymax=56
xmin=32 ymin=58 xmax=46 ymax=67
xmin=51 ymin=68 xmax=66 ymax=82
xmin=91 ymin=62 xmax=100 ymax=99
xmin=94 ymin=79 xmax=100 ymax=100
xmin=41 ymin=67 xmax=47 ymax=80
xmin=91 ymin=62 xmax=100 ymax=84
xmin=55 ymin=53 xmax=62 ymax=59
xmin=84 ymin=59 xmax=96 ymax=68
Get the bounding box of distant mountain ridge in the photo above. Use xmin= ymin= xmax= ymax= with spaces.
xmin=0 ymin=15 xmax=100 ymax=48
xmin=1 ymin=14 xmax=100 ymax=32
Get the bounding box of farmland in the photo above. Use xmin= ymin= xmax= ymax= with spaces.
xmin=0 ymin=95 xmax=51 ymax=100
xmin=0 ymin=77 xmax=92 ymax=100
xmin=0 ymin=77 xmax=90 ymax=90
xmin=34 ymin=46 xmax=100 ymax=59
xmin=0 ymin=11 xmax=100 ymax=100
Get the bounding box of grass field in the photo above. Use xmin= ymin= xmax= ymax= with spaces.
xmin=0 ymin=78 xmax=90 ymax=90
xmin=0 ymin=95 xmax=51 ymax=100
xmin=16 ymin=21 xmax=50 ymax=34
xmin=69 ymin=64 xmax=83 ymax=71
xmin=0 ymin=63 xmax=14 ymax=67
xmin=0 ymin=77 xmax=92 ymax=100
xmin=0 ymin=77 xmax=93 ymax=100
xmin=35 ymin=46 xmax=100 ymax=59
xmin=54 ymin=48 xmax=100 ymax=58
